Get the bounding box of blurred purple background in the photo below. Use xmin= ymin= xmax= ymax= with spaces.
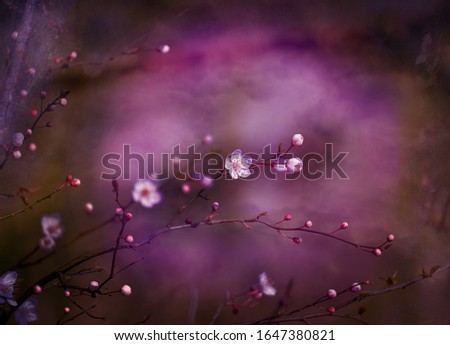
xmin=0 ymin=0 xmax=449 ymax=324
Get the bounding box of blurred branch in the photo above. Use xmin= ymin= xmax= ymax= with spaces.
xmin=0 ymin=0 xmax=37 ymax=145
xmin=0 ymin=180 xmax=68 ymax=222
xmin=255 ymin=264 xmax=450 ymax=324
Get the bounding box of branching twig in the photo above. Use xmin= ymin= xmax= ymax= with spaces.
xmin=0 ymin=180 xmax=68 ymax=222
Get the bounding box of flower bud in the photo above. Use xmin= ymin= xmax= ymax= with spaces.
xmin=292 ymin=237 xmax=302 ymax=244
xmin=114 ymin=208 xmax=123 ymax=216
xmin=351 ymin=283 xmax=361 ymax=293
xmin=33 ymin=285 xmax=42 ymax=294
xmin=70 ymin=178 xmax=81 ymax=187
xmin=59 ymin=98 xmax=68 ymax=106
xmin=327 ymin=289 xmax=337 ymax=298
xmin=202 ymin=134 xmax=213 ymax=145
xmin=284 ymin=214 xmax=292 ymax=221
xmin=387 ymin=234 xmax=395 ymax=242
xmin=120 ymin=284 xmax=132 ymax=296
xmin=69 ymin=51 xmax=77 ymax=60
xmin=125 ymin=234 xmax=134 ymax=244
xmin=125 ymin=212 xmax=133 ymax=221
xmin=291 ymin=133 xmax=304 ymax=146
xmin=88 ymin=281 xmax=99 ymax=292
xmin=84 ymin=202 xmax=94 ymax=214
xmin=64 ymin=307 xmax=70 ymax=314
xmin=64 ymin=290 xmax=71 ymax=297
xmin=286 ymin=157 xmax=303 ymax=173
xmin=158 ymin=44 xmax=170 ymax=54
xmin=13 ymin=150 xmax=21 ymax=159
xmin=11 ymin=31 xmax=18 ymax=40
xmin=28 ymin=67 xmax=36 ymax=76
xmin=20 ymin=89 xmax=28 ymax=97
xmin=40 ymin=91 xmax=47 ymax=99
xmin=340 ymin=221 xmax=349 ymax=229
xmin=28 ymin=143 xmax=37 ymax=152
xmin=372 ymin=248 xmax=382 ymax=256
xmin=327 ymin=306 xmax=336 ymax=313
xmin=305 ymin=220 xmax=313 ymax=228
xmin=212 ymin=202 xmax=220 ymax=211
xmin=30 ymin=108 xmax=38 ymax=117
xmin=181 ymin=183 xmax=190 ymax=194
xmin=12 ymin=132 xmax=24 ymax=147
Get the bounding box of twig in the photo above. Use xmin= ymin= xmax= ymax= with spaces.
xmin=0 ymin=181 xmax=67 ymax=222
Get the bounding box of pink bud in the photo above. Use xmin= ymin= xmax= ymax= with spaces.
xmin=120 ymin=284 xmax=132 ymax=296
xmin=70 ymin=178 xmax=81 ymax=187
xmin=13 ymin=150 xmax=21 ymax=159
xmin=11 ymin=31 xmax=19 ymax=40
xmin=66 ymin=175 xmax=73 ymax=182
xmin=84 ymin=202 xmax=94 ymax=214
xmin=28 ymin=143 xmax=37 ymax=152
xmin=59 ymin=98 xmax=68 ymax=106
xmin=40 ymin=91 xmax=47 ymax=99
xmin=69 ymin=51 xmax=77 ymax=60
xmin=26 ymin=129 xmax=32 ymax=136
xmin=373 ymin=248 xmax=382 ymax=256
xmin=305 ymin=220 xmax=313 ymax=228
xmin=284 ymin=214 xmax=292 ymax=221
xmin=125 ymin=212 xmax=133 ymax=221
xmin=387 ymin=234 xmax=395 ymax=242
xmin=181 ymin=183 xmax=190 ymax=194
xmin=125 ymin=234 xmax=134 ymax=244
xmin=46 ymin=121 xmax=53 ymax=127
xmin=201 ymin=176 xmax=214 ymax=188
xmin=28 ymin=67 xmax=36 ymax=76
xmin=114 ymin=208 xmax=123 ymax=216
xmin=340 ymin=221 xmax=349 ymax=229
xmin=202 ymin=134 xmax=213 ymax=145
xmin=212 ymin=202 xmax=220 ymax=211
xmin=30 ymin=108 xmax=38 ymax=117
xmin=291 ymin=133 xmax=304 ymax=146
xmin=351 ymin=283 xmax=361 ymax=293
xmin=88 ymin=281 xmax=99 ymax=292
xmin=64 ymin=307 xmax=70 ymax=314
xmin=327 ymin=306 xmax=336 ymax=313
xmin=158 ymin=44 xmax=170 ymax=54
xmin=20 ymin=89 xmax=28 ymax=97
xmin=327 ymin=289 xmax=337 ymax=298
xmin=64 ymin=290 xmax=71 ymax=297
xmin=292 ymin=237 xmax=302 ymax=244
xmin=12 ymin=132 xmax=24 ymax=147
xmin=33 ymin=285 xmax=42 ymax=294
xmin=54 ymin=57 xmax=63 ymax=64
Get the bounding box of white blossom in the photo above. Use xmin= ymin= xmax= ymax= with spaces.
xmin=225 ymin=149 xmax=252 ymax=180
xmin=132 ymin=180 xmax=162 ymax=208
xmin=0 ymin=271 xmax=18 ymax=306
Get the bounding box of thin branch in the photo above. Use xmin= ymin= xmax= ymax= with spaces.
xmin=0 ymin=181 xmax=67 ymax=222
xmin=166 ymin=189 xmax=208 ymax=227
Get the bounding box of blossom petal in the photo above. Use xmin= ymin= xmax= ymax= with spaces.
xmin=230 ymin=169 xmax=239 ymax=179
xmin=0 ymin=271 xmax=17 ymax=285
xmin=241 ymin=155 xmax=252 ymax=168
xmin=239 ymin=167 xmax=251 ymax=178
xmin=231 ymin=149 xmax=242 ymax=161
xmin=7 ymin=298 xmax=17 ymax=307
